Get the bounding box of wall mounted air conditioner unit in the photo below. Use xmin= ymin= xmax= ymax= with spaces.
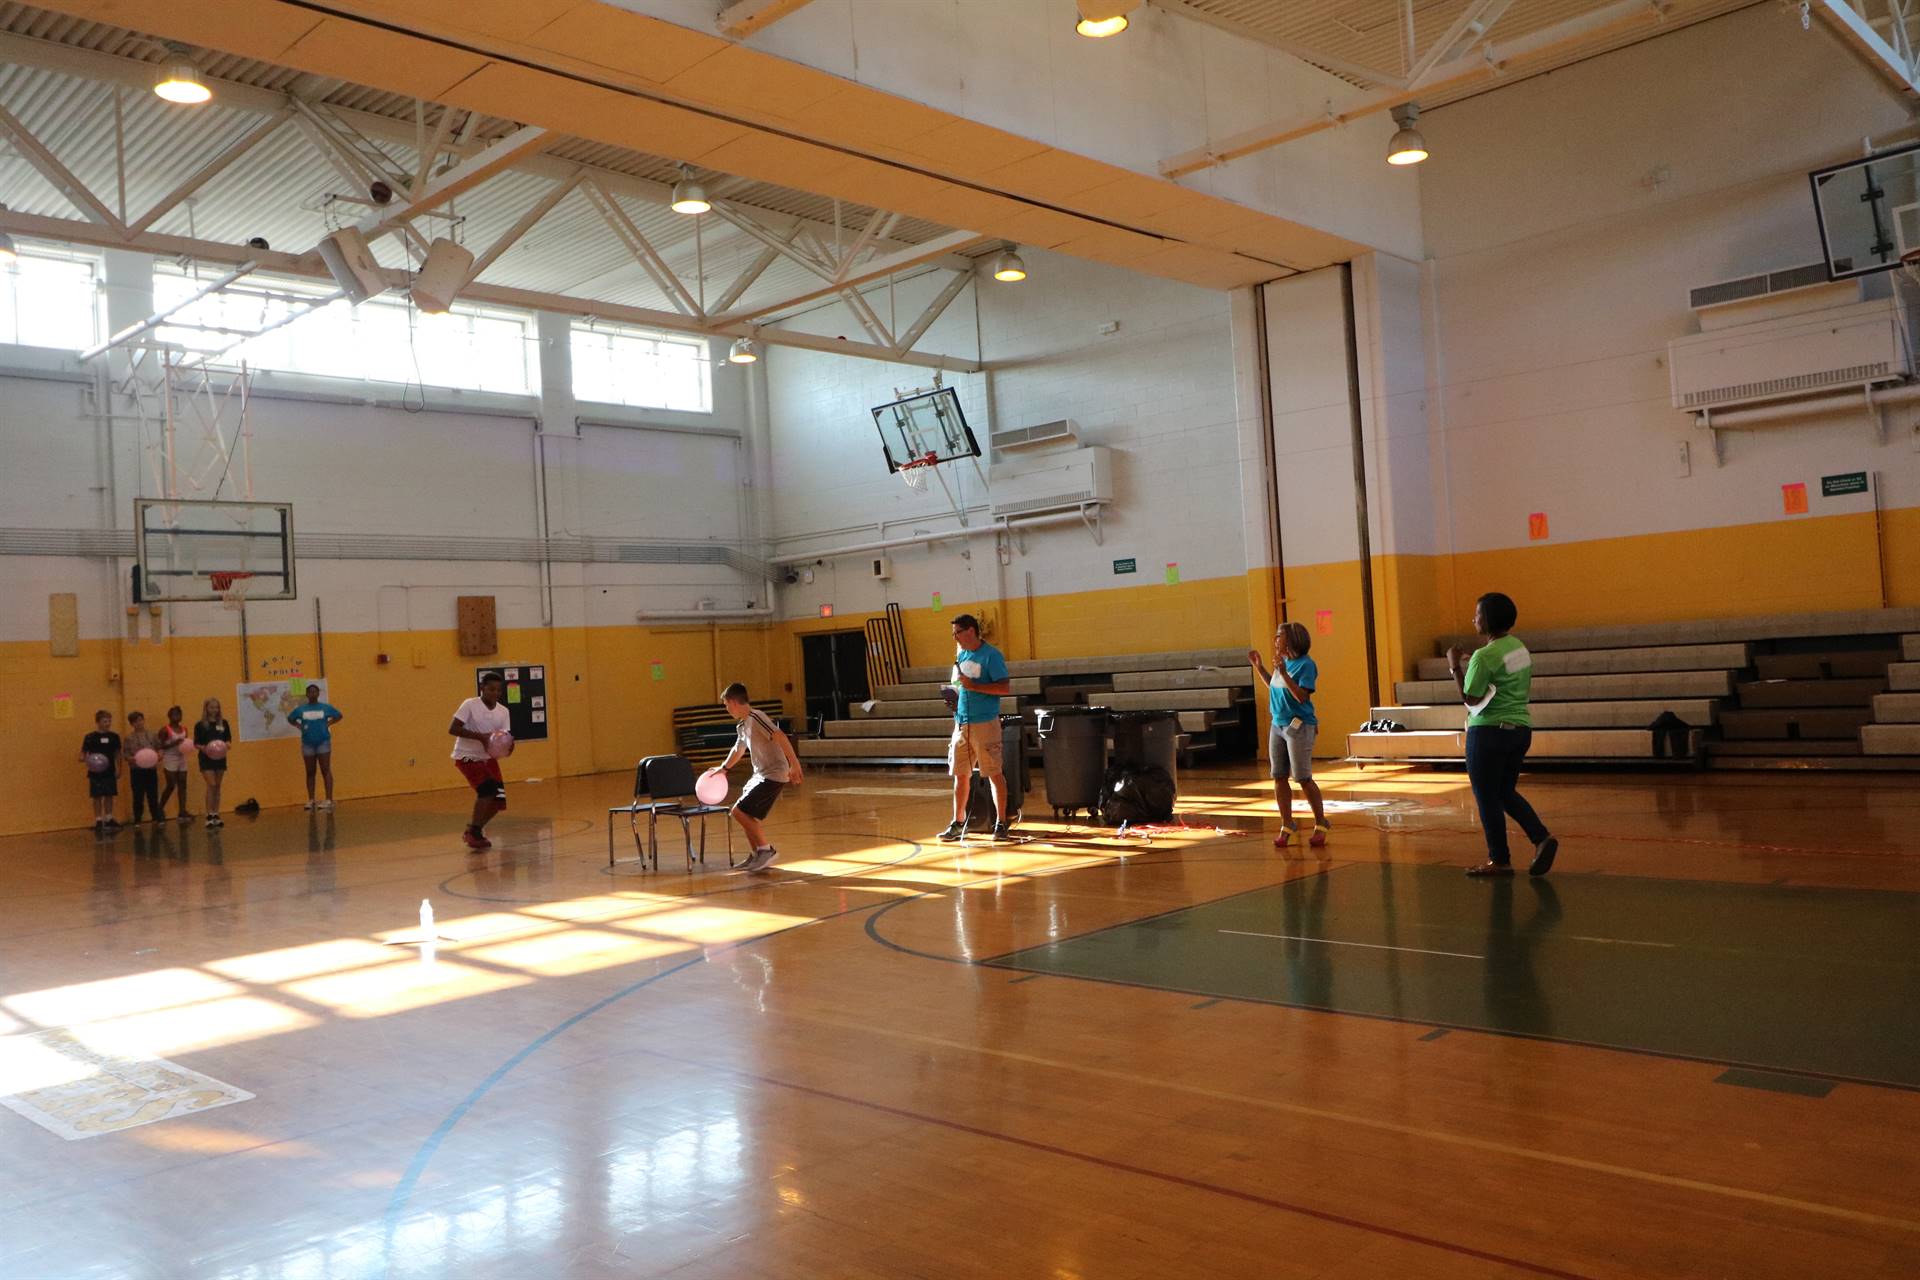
xmin=987 ymin=446 xmax=1112 ymax=519
xmin=990 ymin=418 xmax=1078 ymax=453
xmin=1668 ymin=298 xmax=1908 ymax=412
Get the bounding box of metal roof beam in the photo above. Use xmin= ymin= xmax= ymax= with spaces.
xmin=582 ymin=180 xmax=705 ymax=317
xmin=891 ymin=269 xmax=972 ymax=357
xmin=1147 ymin=0 xmax=1410 ymax=88
xmin=1814 ymin=0 xmax=1920 ymax=97
xmin=129 ymin=107 xmax=295 ymax=235
xmin=712 ymin=227 xmax=990 ymax=322
xmin=1160 ymin=0 xmax=1680 ymax=177
xmin=0 ymin=207 xmax=979 ymax=373
xmin=356 ymin=123 xmax=552 ymax=238
xmin=0 ymin=99 xmax=124 ymax=231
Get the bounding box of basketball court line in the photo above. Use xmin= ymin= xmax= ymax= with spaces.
xmin=773 ymin=1007 xmax=1920 ymax=1236
xmin=1219 ymin=927 xmax=1484 ymax=959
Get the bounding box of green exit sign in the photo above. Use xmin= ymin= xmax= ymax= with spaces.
xmin=1112 ymin=558 xmax=1137 ymax=575
xmin=1821 ymin=471 xmax=1869 ymax=497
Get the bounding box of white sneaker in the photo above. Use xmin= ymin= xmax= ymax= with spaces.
xmin=742 ymin=846 xmax=778 ymax=873
xmin=304 ymin=801 xmax=316 ymax=811
xmin=319 ymin=800 xmax=334 ymax=810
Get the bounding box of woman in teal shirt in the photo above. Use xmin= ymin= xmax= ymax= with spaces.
xmin=1250 ymin=621 xmax=1328 ymax=848
xmin=289 ymin=684 xmax=344 ymax=811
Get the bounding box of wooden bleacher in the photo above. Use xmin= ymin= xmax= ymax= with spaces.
xmin=799 ymin=647 xmax=1254 ymax=767
xmin=1352 ymin=609 xmax=1920 ymax=770
xmin=673 ymin=700 xmax=790 ymax=767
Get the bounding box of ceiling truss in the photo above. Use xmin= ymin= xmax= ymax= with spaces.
xmin=0 ymin=31 xmax=986 ymax=371
xmin=1814 ymin=0 xmax=1920 ymax=96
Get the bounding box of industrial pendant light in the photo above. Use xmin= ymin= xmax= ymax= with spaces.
xmin=1386 ymin=103 xmax=1429 ymax=166
xmin=1075 ymin=0 xmax=1141 ymax=37
xmin=991 ymin=248 xmax=1027 ymax=283
xmin=670 ymin=167 xmax=711 ymax=215
xmin=727 ymin=337 xmax=758 ymax=364
xmin=153 ymin=58 xmax=212 ymax=105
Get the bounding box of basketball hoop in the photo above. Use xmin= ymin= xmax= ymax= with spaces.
xmin=209 ymin=570 xmax=255 ymax=611
xmin=898 ymin=452 xmax=939 ymax=491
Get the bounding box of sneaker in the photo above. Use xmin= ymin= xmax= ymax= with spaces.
xmin=177 ymin=812 xmax=193 ymax=824
xmin=990 ymin=822 xmax=1012 ymax=842
xmin=742 ymin=846 xmax=779 ymax=873
xmin=462 ymin=829 xmax=490 ymax=850
xmin=1528 ymin=836 xmax=1559 ymax=877
xmin=104 ymin=819 xmax=122 ymax=831
xmin=1465 ymin=861 xmax=1514 ymax=878
xmin=206 ymin=814 xmax=223 ymax=829
xmin=303 ymin=801 xmax=316 ymax=811
xmin=319 ymin=799 xmax=334 ymax=811
xmin=936 ymin=821 xmax=966 ymax=842
xmin=1308 ymin=824 xmax=1330 ymax=849
xmin=1274 ymin=824 xmax=1296 ymax=849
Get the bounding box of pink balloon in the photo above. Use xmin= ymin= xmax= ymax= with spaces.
xmin=85 ymin=752 xmax=110 ymax=773
xmin=486 ymin=730 xmax=514 ymax=759
xmin=133 ymin=748 xmax=159 ymax=769
xmin=694 ymin=768 xmax=728 ymax=806
xmin=203 ymin=739 xmax=229 ymax=760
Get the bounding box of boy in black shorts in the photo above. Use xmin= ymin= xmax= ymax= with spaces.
xmin=716 ymin=683 xmax=802 ymax=873
xmin=80 ymin=709 xmax=121 ymax=832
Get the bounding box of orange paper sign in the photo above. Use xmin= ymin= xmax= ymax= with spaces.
xmin=1528 ymin=512 xmax=1549 ymax=540
xmin=1782 ymin=482 xmax=1808 ymax=515
xmin=1314 ymin=609 xmax=1333 ymax=636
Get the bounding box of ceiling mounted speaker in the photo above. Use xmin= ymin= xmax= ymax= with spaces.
xmin=315 ymin=227 xmax=387 ymax=304
xmin=411 ymin=237 xmax=476 ymax=314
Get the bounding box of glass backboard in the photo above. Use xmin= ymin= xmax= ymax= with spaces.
xmin=1811 ymin=142 xmax=1920 ymax=279
xmin=133 ymin=499 xmax=296 ymax=603
xmin=870 ymin=387 xmax=981 ymax=473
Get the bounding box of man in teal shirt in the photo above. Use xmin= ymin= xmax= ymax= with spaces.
xmin=1447 ymin=592 xmax=1558 ymax=878
xmin=937 ymin=613 xmax=1012 ymax=843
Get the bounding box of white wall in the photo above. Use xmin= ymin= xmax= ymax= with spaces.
xmin=607 ymin=0 xmax=1423 ymax=259
xmin=766 ymin=247 xmax=1244 ymax=616
xmin=0 ymin=257 xmax=762 ymax=644
xmin=1419 ymin=5 xmax=1920 ymax=553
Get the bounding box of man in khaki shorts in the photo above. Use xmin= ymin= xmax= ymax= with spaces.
xmin=936 ymin=614 xmax=1013 ymax=842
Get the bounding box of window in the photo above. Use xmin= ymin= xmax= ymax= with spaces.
xmin=0 ymin=248 xmax=102 ymax=350
xmin=152 ymin=267 xmax=536 ymax=395
xmin=570 ymin=322 xmax=712 ymax=413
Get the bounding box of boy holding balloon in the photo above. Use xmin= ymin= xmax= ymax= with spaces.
xmin=712 ymin=682 xmax=802 ymax=874
xmin=123 ymin=710 xmax=164 ymax=824
xmin=80 ymin=708 xmax=121 ymax=832
xmin=449 ymin=672 xmax=513 ymax=850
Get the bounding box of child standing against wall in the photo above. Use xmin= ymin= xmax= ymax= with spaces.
xmin=124 ymin=711 xmax=164 ymax=825
xmin=194 ymin=698 xmax=232 ymax=829
xmin=1250 ymin=621 xmax=1329 ymax=849
xmin=80 ymin=709 xmax=121 ymax=832
xmin=157 ymin=706 xmax=192 ymax=823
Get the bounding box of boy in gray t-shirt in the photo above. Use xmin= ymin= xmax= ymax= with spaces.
xmin=715 ymin=682 xmax=802 ymax=873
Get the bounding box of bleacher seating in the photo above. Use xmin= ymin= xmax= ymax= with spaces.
xmin=1352 ymin=609 xmax=1920 ymax=769
xmin=672 ymin=700 xmax=789 ymax=767
xmin=799 ymin=647 xmax=1252 ymax=767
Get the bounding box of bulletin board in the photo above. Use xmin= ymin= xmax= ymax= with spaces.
xmin=474 ymin=663 xmax=549 ymax=742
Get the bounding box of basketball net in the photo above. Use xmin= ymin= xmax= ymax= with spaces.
xmin=210 ymin=570 xmax=255 ymax=611
xmin=899 ymin=452 xmax=938 ymax=491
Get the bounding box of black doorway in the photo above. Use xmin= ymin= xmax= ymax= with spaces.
xmin=801 ymin=630 xmax=870 ymax=725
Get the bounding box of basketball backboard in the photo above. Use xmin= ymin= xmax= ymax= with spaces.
xmin=133 ymin=499 xmax=295 ymax=603
xmin=870 ymin=387 xmax=981 ymax=474
xmin=1811 ymin=142 xmax=1920 ymax=279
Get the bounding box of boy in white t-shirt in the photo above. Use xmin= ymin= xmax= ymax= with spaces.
xmin=449 ymin=673 xmax=512 ymax=850
xmin=715 ymin=682 xmax=801 ymax=873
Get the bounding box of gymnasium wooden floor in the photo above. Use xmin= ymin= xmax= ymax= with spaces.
xmin=2 ymin=761 xmax=1918 ymax=1279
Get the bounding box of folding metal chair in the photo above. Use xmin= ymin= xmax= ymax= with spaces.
xmin=606 ymin=754 xmax=732 ymax=871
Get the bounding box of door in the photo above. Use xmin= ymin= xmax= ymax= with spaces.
xmin=801 ymin=630 xmax=870 ymax=725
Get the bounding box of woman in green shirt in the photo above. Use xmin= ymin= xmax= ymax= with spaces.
xmin=1446 ymin=592 xmax=1559 ymax=878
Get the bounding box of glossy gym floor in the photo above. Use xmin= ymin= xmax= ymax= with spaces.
xmin=2 ymin=763 xmax=1917 ymax=1279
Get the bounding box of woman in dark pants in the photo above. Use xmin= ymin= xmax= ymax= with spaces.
xmin=1446 ymin=592 xmax=1559 ymax=878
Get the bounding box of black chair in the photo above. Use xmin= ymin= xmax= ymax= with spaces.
xmin=606 ymin=754 xmax=732 ymax=871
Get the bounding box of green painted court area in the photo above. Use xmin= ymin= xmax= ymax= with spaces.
xmin=988 ymin=866 xmax=1920 ymax=1089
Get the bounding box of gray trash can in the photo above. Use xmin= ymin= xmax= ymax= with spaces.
xmin=1037 ymin=706 xmax=1107 ymax=818
xmin=1110 ymin=710 xmax=1179 ymax=783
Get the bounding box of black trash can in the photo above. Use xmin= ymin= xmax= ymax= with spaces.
xmin=964 ymin=714 xmax=1030 ymax=830
xmin=1110 ymin=709 xmax=1179 ymax=783
xmin=1037 ymin=706 xmax=1108 ymax=818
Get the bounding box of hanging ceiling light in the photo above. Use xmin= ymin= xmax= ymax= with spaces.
xmin=727 ymin=337 xmax=758 ymax=364
xmin=1074 ymin=0 xmax=1140 ymax=37
xmin=670 ymin=167 xmax=711 ymax=215
xmin=1386 ymin=103 xmax=1428 ymax=166
xmin=990 ymin=248 xmax=1027 ymax=283
xmin=153 ymin=57 xmax=212 ymax=105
